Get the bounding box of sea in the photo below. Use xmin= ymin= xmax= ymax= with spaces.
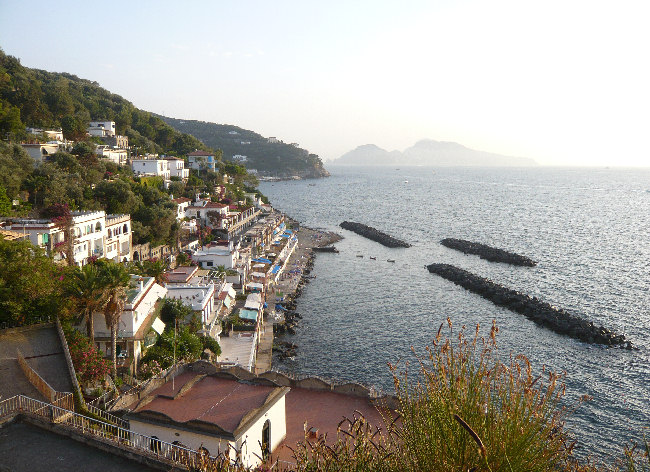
xmin=258 ymin=166 xmax=650 ymax=463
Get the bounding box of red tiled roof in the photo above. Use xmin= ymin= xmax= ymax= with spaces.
xmin=172 ymin=197 xmax=192 ymax=204
xmin=131 ymin=373 xmax=287 ymax=437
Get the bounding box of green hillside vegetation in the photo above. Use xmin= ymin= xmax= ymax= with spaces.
xmin=0 ymin=48 xmax=208 ymax=156
xmin=158 ymin=115 xmax=330 ymax=179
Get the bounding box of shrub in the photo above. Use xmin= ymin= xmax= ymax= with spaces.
xmin=65 ymin=328 xmax=112 ymax=385
xmin=292 ymin=320 xmax=590 ymax=472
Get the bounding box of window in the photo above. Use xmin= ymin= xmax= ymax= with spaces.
xmin=205 ymin=261 xmax=214 ymax=267
xmin=107 ymin=229 xmax=112 ymax=238
xmin=42 ymin=233 xmax=49 ymax=244
xmin=123 ymin=223 xmax=129 ymax=233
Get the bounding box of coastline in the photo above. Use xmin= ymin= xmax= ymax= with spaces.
xmin=266 ymin=219 xmax=341 ymax=362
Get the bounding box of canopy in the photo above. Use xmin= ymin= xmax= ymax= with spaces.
xmin=253 ymin=257 xmax=272 ymax=264
xmin=275 ymin=304 xmax=287 ymax=311
xmin=279 ymin=234 xmax=290 ymax=238
xmin=152 ymin=317 xmax=166 ymax=335
xmin=284 ymin=229 xmax=293 ymax=234
xmin=239 ymin=309 xmax=258 ymax=321
xmin=271 ymin=265 xmax=281 ymax=274
xmin=244 ymin=300 xmax=261 ymax=311
xmin=250 ymin=272 xmax=266 ymax=278
xmin=247 ymin=282 xmax=264 ymax=291
xmin=253 ymin=263 xmax=266 ymax=268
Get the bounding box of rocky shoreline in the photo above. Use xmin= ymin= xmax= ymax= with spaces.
xmin=272 ymin=224 xmax=342 ymax=361
xmin=426 ymin=263 xmax=634 ymax=349
xmin=441 ymin=238 xmax=537 ymax=266
xmin=339 ymin=221 xmax=411 ymax=248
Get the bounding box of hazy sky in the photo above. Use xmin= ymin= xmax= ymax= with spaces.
xmin=1 ymin=0 xmax=649 ymax=166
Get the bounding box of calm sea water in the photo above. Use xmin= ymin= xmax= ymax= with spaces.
xmin=259 ymin=166 xmax=650 ymax=463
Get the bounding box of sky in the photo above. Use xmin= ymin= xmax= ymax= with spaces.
xmin=1 ymin=0 xmax=649 ymax=166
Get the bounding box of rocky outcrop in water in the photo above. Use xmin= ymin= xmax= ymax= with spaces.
xmin=339 ymin=221 xmax=411 ymax=248
xmin=426 ymin=263 xmax=633 ymax=349
xmin=441 ymin=238 xmax=537 ymax=266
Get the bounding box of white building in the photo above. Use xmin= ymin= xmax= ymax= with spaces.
xmin=187 ymin=150 xmax=217 ymax=172
xmin=232 ymin=154 xmax=247 ymax=162
xmin=165 ymin=284 xmax=217 ymax=331
xmin=20 ymin=143 xmax=59 ymax=165
xmin=9 ymin=211 xmax=132 ymax=266
xmin=88 ymin=120 xmax=116 ymax=137
xmin=165 ymin=157 xmax=189 ymax=180
xmin=131 ymin=158 xmax=170 ymax=180
xmin=96 ymin=145 xmax=128 ymax=165
xmin=25 ymin=127 xmax=64 ymax=141
xmin=192 ymin=242 xmax=240 ymax=269
xmin=105 ymin=214 xmax=132 ymax=262
xmin=127 ymin=373 xmax=288 ymax=468
xmin=92 ymin=276 xmax=167 ymax=371
xmin=185 ymin=201 xmax=229 ymax=227
xmin=172 ymin=197 xmax=192 ymax=220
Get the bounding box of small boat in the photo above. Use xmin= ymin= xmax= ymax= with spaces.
xmin=369 ymin=256 xmax=376 ymax=260
xmin=387 ymin=259 xmax=395 ymax=263
xmin=403 ymin=180 xmax=408 ymax=183
xmin=356 ymin=254 xmax=364 ymax=258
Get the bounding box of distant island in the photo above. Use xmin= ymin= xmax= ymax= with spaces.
xmin=159 ymin=116 xmax=330 ymax=180
xmin=331 ymin=140 xmax=537 ymax=167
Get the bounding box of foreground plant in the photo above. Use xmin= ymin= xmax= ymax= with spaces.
xmin=290 ymin=320 xmax=592 ymax=472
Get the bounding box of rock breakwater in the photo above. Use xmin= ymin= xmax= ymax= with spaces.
xmin=426 ymin=263 xmax=633 ymax=349
xmin=339 ymin=221 xmax=411 ymax=248
xmin=441 ymin=238 xmax=537 ymax=266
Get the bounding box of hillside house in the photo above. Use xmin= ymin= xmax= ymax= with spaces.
xmin=88 ymin=120 xmax=116 ymax=137
xmin=92 ymin=275 xmax=167 ymax=372
xmin=127 ymin=373 xmax=288 ymax=468
xmin=187 ymin=150 xmax=217 ymax=172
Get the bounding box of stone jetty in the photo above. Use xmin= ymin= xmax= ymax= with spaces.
xmin=339 ymin=221 xmax=411 ymax=248
xmin=441 ymin=238 xmax=537 ymax=266
xmin=426 ymin=263 xmax=633 ymax=349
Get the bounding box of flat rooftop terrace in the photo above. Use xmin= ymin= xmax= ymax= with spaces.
xmin=0 ymin=421 xmax=157 ymax=472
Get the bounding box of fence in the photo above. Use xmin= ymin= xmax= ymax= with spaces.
xmin=0 ymin=395 xmax=225 ymax=470
xmin=85 ymin=402 xmax=129 ymax=429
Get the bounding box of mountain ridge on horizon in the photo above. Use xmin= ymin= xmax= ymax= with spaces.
xmin=331 ymin=139 xmax=537 ymax=167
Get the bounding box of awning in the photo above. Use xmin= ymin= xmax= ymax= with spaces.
xmin=253 ymin=258 xmax=272 ymax=264
xmin=247 ymin=282 xmax=264 ymax=290
xmin=244 ymin=300 xmax=261 ymax=311
xmin=275 ymin=304 xmax=287 ymax=311
xmin=250 ymin=272 xmax=266 ymax=278
xmin=279 ymin=234 xmax=289 ymax=238
xmin=271 ymin=265 xmax=281 ymax=274
xmin=253 ymin=263 xmax=266 ymax=268
xmin=284 ymin=229 xmax=293 ymax=234
xmin=239 ymin=309 xmax=258 ymax=321
xmin=152 ymin=318 xmax=166 ymax=335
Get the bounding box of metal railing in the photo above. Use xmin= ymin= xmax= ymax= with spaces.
xmin=0 ymin=395 xmax=224 ymax=469
xmin=85 ymin=402 xmax=128 ymax=429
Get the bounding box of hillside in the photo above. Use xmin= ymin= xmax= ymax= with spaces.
xmin=0 ymin=49 xmax=210 ymax=156
xmin=333 ymin=139 xmax=537 ymax=167
xmin=158 ymin=116 xmax=330 ymax=179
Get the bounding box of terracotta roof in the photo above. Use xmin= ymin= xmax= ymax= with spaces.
xmin=164 ymin=266 xmax=199 ymax=283
xmin=188 ymin=151 xmax=214 ymax=156
xmin=172 ymin=197 xmax=192 ymax=204
xmin=130 ymin=373 xmax=288 ymax=438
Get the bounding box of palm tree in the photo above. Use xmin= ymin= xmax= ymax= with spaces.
xmin=66 ymin=264 xmax=104 ymax=341
xmin=97 ymin=260 xmax=131 ymax=378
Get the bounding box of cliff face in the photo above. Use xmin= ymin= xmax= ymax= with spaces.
xmin=159 ymin=116 xmax=330 ymax=179
xmin=332 ymin=140 xmax=537 ymax=167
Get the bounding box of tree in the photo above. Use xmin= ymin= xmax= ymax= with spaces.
xmin=65 ymin=263 xmax=105 ymax=341
xmin=160 ymin=298 xmax=194 ymax=325
xmin=0 ymin=236 xmax=69 ymax=325
xmin=0 ymin=184 xmax=11 ymax=216
xmin=96 ymin=260 xmax=131 ymax=378
xmin=41 ymin=203 xmax=75 ymax=266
